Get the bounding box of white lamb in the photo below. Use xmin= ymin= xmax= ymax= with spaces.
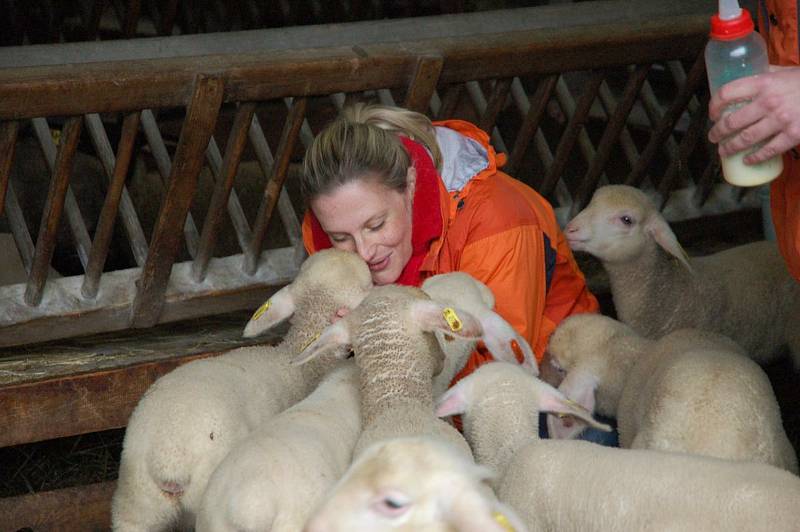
xmin=112 ymin=249 xmax=372 ymax=531
xmin=293 ymin=284 xmax=486 ymax=459
xmin=196 ymin=361 xmax=361 ymax=532
xmin=544 ymin=313 xmax=798 ymax=473
xmin=303 ymin=436 xmax=529 ymax=532
xmin=566 ymin=184 xmax=800 ymax=366
xmin=421 ymin=271 xmax=538 ymax=399
xmin=435 ymin=361 xmax=800 ymax=532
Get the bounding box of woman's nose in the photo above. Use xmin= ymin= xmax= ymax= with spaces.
xmin=354 ymin=236 xmax=376 ymax=262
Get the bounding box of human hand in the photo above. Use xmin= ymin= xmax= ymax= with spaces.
xmin=707 ymin=65 xmax=800 ymax=164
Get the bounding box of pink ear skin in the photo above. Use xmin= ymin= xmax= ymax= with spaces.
xmin=291 ymin=319 xmax=352 ymax=366
xmin=434 ymin=385 xmax=468 ymax=418
xmin=412 ymin=301 xmax=484 ymax=339
xmin=545 ymin=369 xmax=600 ymax=439
xmin=479 ymin=311 xmax=538 ymax=375
xmin=242 ymin=285 xmax=296 ymax=338
xmin=646 ymin=217 xmax=692 ymax=271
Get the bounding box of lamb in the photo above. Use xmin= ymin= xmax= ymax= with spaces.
xmin=294 ymin=284 xmax=489 ymax=459
xmin=111 ymin=249 xmax=372 ymax=531
xmin=196 ymin=361 xmax=361 ymax=532
xmin=436 ymin=361 xmax=800 ymax=532
xmin=566 ymin=184 xmax=800 ymax=366
xmin=421 ymin=271 xmax=538 ymax=399
xmin=303 ymin=436 xmax=529 ymax=532
xmin=544 ymin=313 xmax=798 ymax=473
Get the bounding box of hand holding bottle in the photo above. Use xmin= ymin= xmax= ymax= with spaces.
xmin=708 ymin=65 xmax=800 ymax=165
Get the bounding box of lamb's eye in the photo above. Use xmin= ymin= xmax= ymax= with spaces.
xmin=383 ymin=498 xmax=405 ymax=510
xmin=620 ymin=215 xmax=633 ymax=226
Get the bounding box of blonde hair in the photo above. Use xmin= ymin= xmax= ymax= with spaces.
xmin=302 ymin=103 xmax=442 ymax=200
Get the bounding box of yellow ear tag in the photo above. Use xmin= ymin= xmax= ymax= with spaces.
xmin=442 ymin=307 xmax=462 ymax=332
xmin=251 ymin=300 xmax=272 ymax=321
xmin=300 ymin=331 xmax=321 ymax=352
xmin=492 ymin=511 xmax=516 ymax=532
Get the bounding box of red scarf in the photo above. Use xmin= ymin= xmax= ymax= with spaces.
xmin=307 ymin=136 xmax=443 ymax=286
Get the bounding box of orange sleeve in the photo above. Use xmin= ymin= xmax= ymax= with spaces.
xmin=457 ymin=225 xmax=547 ymax=361
xmin=770 ymin=155 xmax=800 ymax=282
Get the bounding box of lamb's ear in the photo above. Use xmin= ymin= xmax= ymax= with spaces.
xmin=534 ymin=378 xmax=611 ymax=432
xmin=434 ymin=378 xmax=474 ymax=418
xmin=546 ymin=369 xmax=598 ymax=440
xmin=412 ymin=301 xmax=483 ymax=339
xmin=444 ymin=482 xmax=528 ymax=532
xmin=291 ymin=320 xmax=352 ymax=366
xmin=645 ymin=216 xmax=692 ymax=271
xmin=479 ymin=311 xmax=539 ymax=376
xmin=243 ymin=285 xmax=295 ymax=338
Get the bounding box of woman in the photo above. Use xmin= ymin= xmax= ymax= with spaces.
xmin=708 ymin=0 xmax=800 ymax=281
xmin=301 ymin=103 xmax=598 ymax=378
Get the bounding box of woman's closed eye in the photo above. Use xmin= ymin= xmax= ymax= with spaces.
xmin=367 ymin=220 xmax=385 ymax=232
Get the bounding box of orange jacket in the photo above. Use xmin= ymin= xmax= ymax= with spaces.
xmin=760 ymin=0 xmax=800 ymax=281
xmin=302 ymin=120 xmax=598 ymax=374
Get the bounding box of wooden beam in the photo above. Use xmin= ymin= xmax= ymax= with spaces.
xmin=0 ymin=481 xmax=114 ymax=532
xmin=129 ymin=75 xmax=224 ymax=328
xmin=0 ymin=350 xmax=219 ymax=448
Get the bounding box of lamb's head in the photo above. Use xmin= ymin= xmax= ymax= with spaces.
xmin=436 ymin=362 xmax=609 ymax=428
xmin=422 ymin=272 xmax=538 ymax=374
xmin=544 ymin=313 xmax=636 ymax=439
xmin=292 ymin=285 xmax=485 ymax=379
xmin=303 ymin=437 xmax=527 ymax=532
xmin=242 ymin=249 xmax=372 ymax=338
xmin=566 ymin=185 xmax=690 ymax=269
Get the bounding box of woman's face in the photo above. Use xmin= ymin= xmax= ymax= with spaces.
xmin=311 ymin=171 xmax=415 ymax=285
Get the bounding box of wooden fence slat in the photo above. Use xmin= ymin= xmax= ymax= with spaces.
xmin=507 ymin=75 xmax=557 ymax=176
xmin=248 ymin=114 xmax=305 ymax=265
xmin=437 ymin=83 xmax=463 ymax=119
xmin=0 ymin=481 xmax=114 ymax=532
xmin=24 ymin=117 xmax=83 ymax=307
xmin=206 ymin=135 xmax=253 ymax=252
xmin=85 ymin=112 xmax=149 ymax=266
xmin=404 ymin=55 xmax=444 ymax=114
xmin=140 ymin=108 xmax=201 ymax=258
xmin=123 ymin=0 xmax=142 ymax=37
xmin=539 ymin=70 xmax=605 ymax=198
xmin=79 ymin=0 xmax=107 ymax=41
xmin=243 ymin=97 xmax=307 ymax=275
xmin=129 ymin=75 xmax=225 ymax=328
xmin=638 ymin=77 xmax=681 ymax=188
xmin=0 ymin=120 xmax=19 ymax=218
xmin=657 ymin=90 xmax=710 ymax=205
xmin=573 ymin=64 xmax=651 ymax=214
xmin=4 ymin=182 xmax=35 ymax=273
xmin=555 ymin=76 xmax=600 ymax=177
xmin=478 ymin=78 xmax=512 ymax=136
xmin=625 ymin=51 xmax=706 ymax=188
xmin=32 ymin=117 xmax=94 ymax=272
xmin=159 ymin=0 xmax=180 ymax=35
xmin=598 ymin=79 xmax=640 ymax=169
xmin=466 ymin=80 xmax=508 ymax=154
xmin=193 ymin=102 xmax=257 ymax=282
xmin=82 ymin=112 xmax=142 ymax=299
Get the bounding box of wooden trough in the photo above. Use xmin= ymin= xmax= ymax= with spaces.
xmin=2 ymin=1 xmax=765 ymax=528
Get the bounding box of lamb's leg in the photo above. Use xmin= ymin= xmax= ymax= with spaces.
xmin=112 ymin=456 xmax=183 ymax=532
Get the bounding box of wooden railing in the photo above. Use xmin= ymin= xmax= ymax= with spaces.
xmin=0 ymin=0 xmax=717 ymax=349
